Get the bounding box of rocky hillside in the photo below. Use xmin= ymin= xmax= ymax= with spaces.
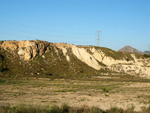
xmin=118 ymin=46 xmax=143 ymax=54
xmin=0 ymin=40 xmax=150 ymax=78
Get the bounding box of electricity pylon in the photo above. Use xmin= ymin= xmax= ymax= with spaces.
xmin=97 ymin=31 xmax=101 ymax=47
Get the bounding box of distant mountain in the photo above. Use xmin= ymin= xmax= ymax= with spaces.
xmin=143 ymin=51 xmax=150 ymax=55
xmin=118 ymin=46 xmax=143 ymax=54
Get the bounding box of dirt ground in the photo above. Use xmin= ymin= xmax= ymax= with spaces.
xmin=0 ymin=75 xmax=150 ymax=112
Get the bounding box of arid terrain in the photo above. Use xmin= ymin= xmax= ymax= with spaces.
xmin=1 ymin=74 xmax=150 ymax=112
xmin=0 ymin=40 xmax=150 ymax=112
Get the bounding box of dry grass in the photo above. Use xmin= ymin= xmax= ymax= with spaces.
xmin=1 ymin=104 xmax=150 ymax=113
xmin=0 ymin=75 xmax=150 ymax=112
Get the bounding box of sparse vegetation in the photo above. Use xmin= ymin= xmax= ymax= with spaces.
xmin=0 ymin=41 xmax=150 ymax=112
xmin=0 ymin=41 xmax=4 ymax=45
xmin=0 ymin=75 xmax=150 ymax=112
xmin=0 ymin=65 xmax=4 ymax=72
xmin=1 ymin=104 xmax=150 ymax=113
xmin=143 ymin=54 xmax=150 ymax=58
xmin=0 ymin=41 xmax=149 ymax=78
xmin=103 ymin=88 xmax=109 ymax=93
xmin=83 ymin=46 xmax=144 ymax=61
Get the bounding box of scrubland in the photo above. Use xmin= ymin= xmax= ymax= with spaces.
xmin=0 ymin=74 xmax=150 ymax=113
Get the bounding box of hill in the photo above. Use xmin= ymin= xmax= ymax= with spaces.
xmin=0 ymin=40 xmax=150 ymax=78
xmin=143 ymin=51 xmax=150 ymax=55
xmin=118 ymin=46 xmax=143 ymax=54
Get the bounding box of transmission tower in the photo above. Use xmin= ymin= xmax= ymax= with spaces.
xmin=97 ymin=31 xmax=101 ymax=46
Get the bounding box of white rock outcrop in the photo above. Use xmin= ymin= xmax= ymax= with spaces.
xmin=1 ymin=41 xmax=18 ymax=51
xmin=72 ymin=46 xmax=101 ymax=70
xmin=1 ymin=40 xmax=49 ymax=60
xmin=1 ymin=40 xmax=150 ymax=78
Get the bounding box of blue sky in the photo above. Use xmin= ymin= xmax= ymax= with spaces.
xmin=0 ymin=0 xmax=150 ymax=51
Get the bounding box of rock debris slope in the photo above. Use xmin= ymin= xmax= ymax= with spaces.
xmin=0 ymin=40 xmax=150 ymax=78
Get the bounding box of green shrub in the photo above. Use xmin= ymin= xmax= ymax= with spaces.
xmin=103 ymin=88 xmax=109 ymax=93
xmin=61 ymin=104 xmax=69 ymax=113
xmin=49 ymin=105 xmax=60 ymax=113
xmin=109 ymin=107 xmax=123 ymax=113
xmin=0 ymin=102 xmax=150 ymax=113
xmin=0 ymin=65 xmax=3 ymax=72
xmin=143 ymin=54 xmax=150 ymax=58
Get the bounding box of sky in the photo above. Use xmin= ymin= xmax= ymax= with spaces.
xmin=0 ymin=0 xmax=150 ymax=51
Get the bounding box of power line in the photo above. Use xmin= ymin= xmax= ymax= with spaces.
xmin=0 ymin=30 xmax=93 ymax=40
xmin=0 ymin=23 xmax=95 ymax=41
xmin=0 ymin=21 xmax=94 ymax=36
xmin=0 ymin=31 xmax=95 ymax=45
xmin=0 ymin=31 xmax=34 ymax=39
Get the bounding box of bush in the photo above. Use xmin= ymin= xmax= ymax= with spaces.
xmin=109 ymin=107 xmax=123 ymax=113
xmin=0 ymin=104 xmax=149 ymax=113
xmin=143 ymin=54 xmax=150 ymax=57
xmin=49 ymin=105 xmax=61 ymax=113
xmin=103 ymin=88 xmax=109 ymax=93
xmin=61 ymin=104 xmax=69 ymax=113
xmin=0 ymin=65 xmax=3 ymax=72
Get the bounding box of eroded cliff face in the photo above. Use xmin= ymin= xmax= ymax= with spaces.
xmin=0 ymin=40 xmax=150 ymax=78
xmin=1 ymin=40 xmax=50 ymax=60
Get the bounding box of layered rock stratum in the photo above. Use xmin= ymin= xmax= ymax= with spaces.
xmin=0 ymin=40 xmax=150 ymax=78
